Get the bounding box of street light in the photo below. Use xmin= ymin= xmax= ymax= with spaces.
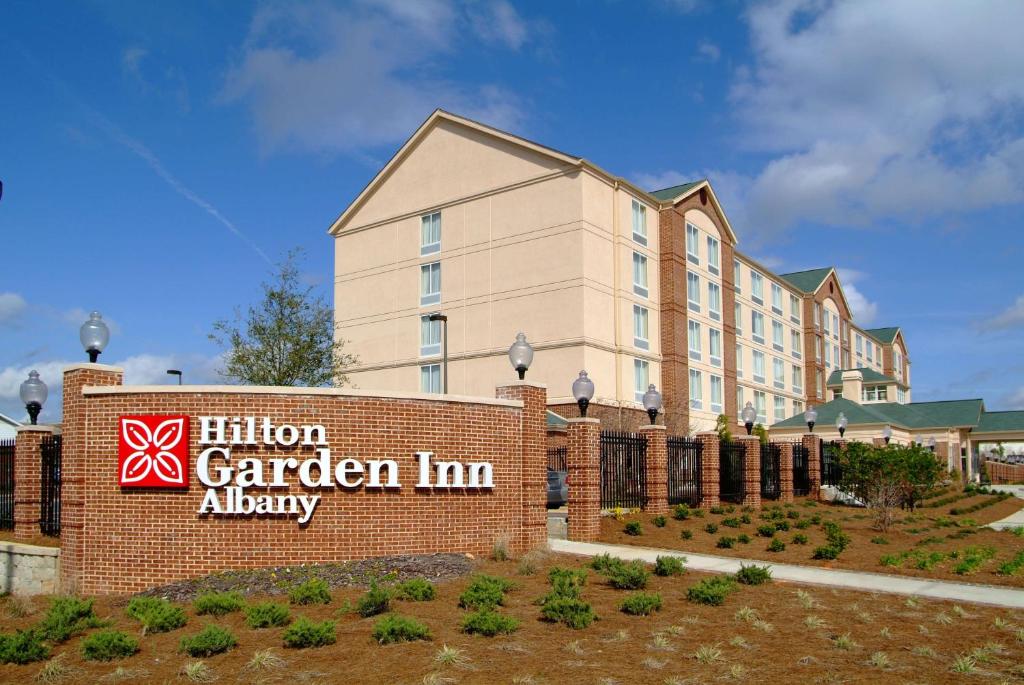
xmin=882 ymin=424 xmax=892 ymax=445
xmin=927 ymin=437 xmax=936 ymax=453
xmin=80 ymin=311 xmax=110 ymax=363
xmin=507 ymin=332 xmax=533 ymax=380
xmin=572 ymin=370 xmax=595 ymax=418
xmin=836 ymin=412 xmax=848 ymax=438
xmin=166 ymin=369 xmax=182 ymax=385
xmin=642 ymin=384 xmax=662 ymax=425
xmin=805 ymin=405 xmax=818 ymax=433
xmin=19 ymin=370 xmax=47 ymax=425
xmin=428 ymin=312 xmax=448 ymax=394
xmin=742 ymin=401 xmax=757 ymax=436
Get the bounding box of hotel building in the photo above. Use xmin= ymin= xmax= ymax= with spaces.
xmin=331 ymin=111 xmax=912 ymax=434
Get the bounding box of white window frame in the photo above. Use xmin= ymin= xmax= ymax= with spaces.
xmin=733 ymin=259 xmax=741 ymax=292
xmin=420 ymin=315 xmax=441 ymax=357
xmin=708 ymin=282 xmax=721 ymax=321
xmin=686 ymin=223 xmax=700 ymax=264
xmin=633 ymin=304 xmax=649 ymax=350
xmin=751 ymin=271 xmax=764 ymax=305
xmin=734 ymin=302 xmax=742 ymax=335
xmin=790 ymin=294 xmax=801 ymax=324
xmin=707 ymin=236 xmax=720 ymax=275
xmin=709 ymin=328 xmax=722 ymax=367
xmin=633 ymin=251 xmax=648 ymax=298
xmin=753 ymin=350 xmax=766 ymax=384
xmin=772 ymin=320 xmax=784 ymax=352
xmin=634 ymin=359 xmax=649 ymax=403
xmin=420 ymin=262 xmax=441 ymax=306
xmin=754 ymin=391 xmax=767 ymax=424
xmin=736 ymin=343 xmax=744 ymax=378
xmin=687 ymin=271 xmax=701 ymax=312
xmin=774 ymin=395 xmax=786 ymax=423
xmin=688 ymin=320 xmax=702 ymax=361
xmin=791 ymin=330 xmax=802 ymax=359
xmin=420 ymin=364 xmax=441 ymax=394
xmin=792 ymin=364 xmax=803 ymax=394
xmin=773 ymin=357 xmax=785 ymax=390
xmin=420 ymin=212 xmax=441 ymax=255
xmin=736 ymin=386 xmax=745 ymax=420
xmin=751 ymin=311 xmax=765 ymax=345
xmin=710 ymin=375 xmax=723 ymax=414
xmin=771 ymin=283 xmax=783 ymax=315
xmin=689 ymin=369 xmax=703 ymax=410
xmin=631 ymin=199 xmax=648 ymax=246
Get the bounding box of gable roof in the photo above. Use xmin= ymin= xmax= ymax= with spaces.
xmin=975 ymin=411 xmax=1024 ymax=434
xmin=773 ymin=397 xmax=985 ymax=431
xmin=646 ymin=179 xmax=740 ymax=245
xmin=546 ymin=410 xmax=568 ymax=429
xmin=778 ymin=267 xmax=834 ymax=293
xmin=0 ymin=412 xmax=22 ymax=429
xmin=864 ymin=327 xmax=900 ymax=344
xmin=826 ymin=368 xmax=898 ymax=386
xmin=649 ymin=180 xmax=704 ymax=202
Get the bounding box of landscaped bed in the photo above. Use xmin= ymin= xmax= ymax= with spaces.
xmin=599 ymin=491 xmax=1024 ymax=588
xmin=2 ymin=551 xmax=1023 ymax=684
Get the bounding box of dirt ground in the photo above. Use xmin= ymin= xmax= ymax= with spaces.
xmin=2 ymin=552 xmax=1023 ymax=684
xmin=599 ymin=492 xmax=1024 ymax=588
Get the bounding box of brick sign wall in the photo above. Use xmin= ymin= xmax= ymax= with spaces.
xmin=61 ymin=365 xmax=546 ymax=595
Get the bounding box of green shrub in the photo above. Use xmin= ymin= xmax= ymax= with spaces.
xmin=282 ymin=618 xmax=336 ymax=648
xmin=180 ymin=625 xmax=237 ymax=657
xmin=740 ymin=514 xmax=753 ymax=524
xmin=879 ymin=553 xmax=902 ymax=567
xmin=0 ymin=629 xmax=49 ymax=665
xmin=721 ymin=517 xmax=742 ymax=528
xmin=756 ymin=524 xmax=775 ymax=538
xmin=774 ymin=521 xmax=790 ymax=532
xmin=717 ymin=536 xmax=736 ymax=549
xmin=673 ymin=503 xmax=692 ymax=520
xmin=870 ymin=536 xmax=890 ymax=545
xmin=288 ymin=578 xmax=331 ymax=606
xmin=795 ymin=518 xmax=812 ymax=529
xmin=652 ymin=515 xmax=667 ymax=528
xmin=539 ymin=597 xmax=596 ymax=629
xmin=737 ymin=533 xmax=752 ymax=544
xmin=996 ymin=551 xmax=1024 ymax=576
xmin=461 ymin=609 xmax=520 ymax=636
xmin=607 ymin=561 xmax=649 ymax=590
xmin=458 ymin=575 xmax=514 ymax=610
xmin=710 ymin=505 xmax=726 ymax=515
xmin=809 ymin=514 xmax=822 ymax=524
xmin=395 ymin=578 xmax=436 ymax=601
xmin=787 ymin=510 xmax=800 ymax=519
xmin=620 ymin=592 xmax=662 ymax=616
xmin=767 ymin=538 xmax=786 ymax=553
xmin=624 ymin=521 xmax=643 ymax=536
xmin=680 ymin=530 xmax=694 ymax=540
xmin=686 ymin=577 xmax=738 ymax=606
xmin=693 ymin=509 xmax=706 ymax=518
xmin=735 ymin=564 xmax=772 ymax=585
xmin=38 ymin=597 xmax=105 ymax=643
xmin=193 ymin=591 xmax=244 ymax=617
xmin=125 ymin=596 xmax=187 ymax=633
xmin=547 ymin=567 xmax=587 ymax=599
xmin=951 ymin=546 xmax=997 ymax=575
xmin=813 ymin=544 xmax=841 ymax=560
xmin=355 ymin=583 xmax=391 ymax=618
xmin=654 ymin=556 xmax=685 ymax=577
xmin=704 ymin=523 xmax=719 ymax=534
xmin=590 ymin=553 xmax=626 ymax=574
xmin=372 ymin=614 xmax=430 ymax=644
xmin=245 ymin=602 xmax=291 ymax=629
xmin=82 ymin=630 xmax=139 ymax=661
xmin=792 ymin=533 xmax=809 ymax=545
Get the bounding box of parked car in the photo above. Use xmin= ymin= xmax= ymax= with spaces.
xmin=547 ymin=468 xmax=567 ymax=508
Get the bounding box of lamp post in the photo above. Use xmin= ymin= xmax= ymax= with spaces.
xmin=742 ymin=401 xmax=756 ymax=436
xmin=572 ymin=370 xmax=595 ymax=418
xmin=882 ymin=424 xmax=892 ymax=445
xmin=19 ymin=370 xmax=47 ymax=425
xmin=642 ymin=384 xmax=662 ymax=425
xmin=166 ymin=369 xmax=182 ymax=385
xmin=507 ymin=332 xmax=533 ymax=380
xmin=428 ymin=312 xmax=448 ymax=394
xmin=80 ymin=311 xmax=110 ymax=363
xmin=805 ymin=405 xmax=818 ymax=433
xmin=927 ymin=437 xmax=936 ymax=453
xmin=836 ymin=412 xmax=848 ymax=438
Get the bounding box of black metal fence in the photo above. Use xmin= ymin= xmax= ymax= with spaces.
xmin=792 ymin=444 xmax=811 ymax=496
xmin=667 ymin=437 xmax=702 ymax=506
xmin=820 ymin=439 xmax=843 ymax=488
xmin=760 ymin=442 xmax=781 ymax=500
xmin=547 ymin=446 xmax=567 ymax=472
xmin=719 ymin=441 xmax=745 ymax=503
xmin=40 ymin=434 xmax=62 ymax=537
xmin=600 ymin=431 xmax=647 ymax=509
xmin=0 ymin=439 xmax=13 ymax=531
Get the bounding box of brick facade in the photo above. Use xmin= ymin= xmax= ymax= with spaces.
xmin=547 ymin=401 xmax=651 ymax=432
xmin=565 ymin=418 xmax=601 ymax=541
xmin=696 ymin=431 xmax=720 ymax=509
xmin=738 ymin=435 xmax=761 ymax=508
xmin=640 ymin=424 xmax=667 ymax=515
xmin=778 ymin=441 xmax=794 ymax=504
xmin=983 ymin=460 xmax=1024 ymax=484
xmin=13 ymin=426 xmax=53 ymax=540
xmin=802 ymin=433 xmax=822 ymax=500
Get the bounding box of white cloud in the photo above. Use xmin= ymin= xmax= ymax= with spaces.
xmin=979 ymin=295 xmax=1024 ymax=331
xmin=836 ymin=268 xmax=878 ymax=325
xmin=695 ymin=40 xmax=720 ymax=63
xmin=0 ymin=293 xmax=27 ymax=323
xmin=468 ymin=0 xmax=529 ymax=50
xmin=632 ymin=169 xmax=696 ymax=191
xmin=221 ymin=1 xmax=527 ymax=155
xmin=1006 ymin=386 xmax=1024 ymax=410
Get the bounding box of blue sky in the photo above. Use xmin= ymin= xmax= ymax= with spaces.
xmin=1 ymin=0 xmax=1022 ymax=423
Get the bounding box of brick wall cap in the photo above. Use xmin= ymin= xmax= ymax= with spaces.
xmin=16 ymin=424 xmax=57 ymax=434
xmin=735 ymin=435 xmax=760 ymax=441
xmin=63 ymin=363 xmax=124 ymax=373
xmin=0 ymin=541 xmax=60 ymax=557
xmin=695 ymin=431 xmax=721 ymax=437
xmin=80 ymin=385 xmax=524 ymax=408
xmin=496 ymin=380 xmax=548 ymax=390
xmin=566 ymin=417 xmax=600 ymax=425
xmin=638 ymin=424 xmax=667 ymax=432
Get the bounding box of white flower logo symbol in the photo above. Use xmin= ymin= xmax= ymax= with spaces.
xmin=120 ymin=418 xmax=185 ymax=485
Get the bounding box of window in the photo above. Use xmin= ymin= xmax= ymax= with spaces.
xmin=687 ymin=271 xmax=700 ymax=312
xmin=751 ymin=311 xmax=765 ymax=344
xmin=865 ymin=385 xmax=889 ymax=402
xmin=771 ymin=283 xmax=783 ymax=314
xmin=420 ymin=212 xmax=441 ymax=255
xmin=707 ymin=236 xmax=720 ymax=274
xmin=814 ymin=303 xmax=822 ymax=329
xmin=866 ymin=342 xmax=873 ymax=363
xmin=897 ymin=387 xmax=906 ymax=404
xmin=863 ymin=386 xmax=876 ymax=402
xmin=709 ymin=328 xmax=722 ymax=367
xmin=841 ymin=320 xmax=848 ymax=342
xmin=833 ymin=390 xmax=843 ymax=400
xmin=420 ymin=262 xmax=441 ymax=305
xmin=753 ymin=350 xmax=765 ymax=384
xmin=856 ymin=334 xmax=863 ymax=356
xmin=751 ymin=271 xmax=764 ymax=304
xmin=734 ymin=302 xmax=743 ymax=335
xmin=736 ymin=343 xmax=744 ymax=378
xmin=832 ymin=313 xmax=840 ymax=340
xmin=823 ymin=310 xmax=831 ymax=337
xmin=772 ymin=320 xmax=784 ymax=351
xmin=816 ymin=336 xmax=822 ymax=362
xmin=774 ymin=395 xmax=786 ymax=423
xmin=420 ymin=364 xmax=441 ymax=393
xmin=420 ymin=316 xmax=441 ymax=356
xmin=816 ymin=370 xmax=823 ymax=399
xmin=894 ymin=352 xmax=903 ymax=379
xmin=631 ymin=199 xmax=647 ymax=246
xmin=773 ymin=357 xmax=785 ymax=390
xmin=689 ymin=369 xmax=703 ymax=409
xmin=790 ymin=294 xmax=801 ymax=324
xmin=754 ymin=391 xmax=767 ymax=424
xmin=793 ymin=400 xmax=804 ymax=416
xmin=634 ymin=359 xmax=649 ymax=402
xmin=791 ymin=330 xmax=802 ymax=359
xmin=879 ymin=386 xmax=888 ymax=401
xmin=734 ymin=259 xmax=741 ymax=292
xmin=633 ymin=305 xmax=649 ymax=350
xmin=792 ymin=364 xmax=803 ymax=393
xmin=842 ymin=349 xmax=850 ymax=369
xmin=633 ymin=252 xmax=648 ymax=297
xmin=834 ymin=344 xmax=841 ymax=368
xmin=736 ymin=386 xmax=745 ymax=420
xmin=710 ymin=375 xmax=723 ymax=413
xmin=708 ymin=282 xmax=721 ymax=320
xmin=686 ymin=223 xmax=700 ymax=264
xmin=688 ymin=321 xmax=702 ymax=361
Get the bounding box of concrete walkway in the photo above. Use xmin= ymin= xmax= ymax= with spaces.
xmin=548 ymin=538 xmax=1024 ymax=609
xmin=987 ymin=485 xmax=1024 ymax=530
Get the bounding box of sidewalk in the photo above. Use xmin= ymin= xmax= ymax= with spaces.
xmin=987 ymin=485 xmax=1024 ymax=530
xmin=548 ymin=538 xmax=1024 ymax=608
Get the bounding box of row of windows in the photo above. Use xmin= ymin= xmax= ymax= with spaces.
xmin=687 ymin=271 xmax=722 ymax=319
xmin=736 ymin=386 xmax=804 ymax=424
xmin=736 ymin=344 xmax=804 ymax=395
xmin=736 ymin=303 xmax=803 ymax=359
xmin=734 ymin=260 xmax=802 ymax=324
xmin=685 ymin=222 xmax=721 ymax=275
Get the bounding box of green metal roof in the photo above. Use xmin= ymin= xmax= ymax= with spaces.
xmin=773 ymin=397 xmax=985 ymax=431
xmin=546 ymin=410 xmax=568 ymax=428
xmin=826 ymin=368 xmax=897 ymax=387
xmin=777 ymin=267 xmax=834 ymax=293
xmin=975 ymin=411 xmax=1024 ymax=434
xmin=648 ymin=180 xmax=703 ymax=202
xmin=864 ymin=327 xmax=900 ymax=344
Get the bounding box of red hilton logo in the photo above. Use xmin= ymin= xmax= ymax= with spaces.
xmin=118 ymin=416 xmax=190 ymax=487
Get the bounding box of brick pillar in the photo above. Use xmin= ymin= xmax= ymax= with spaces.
xmin=640 ymin=424 xmax=667 ymax=514
xmin=738 ymin=436 xmax=761 ymax=508
xmin=778 ymin=442 xmax=794 ymax=504
xmin=496 ymin=381 xmax=547 ymax=554
xmin=803 ymin=434 xmax=821 ymax=501
xmin=13 ymin=425 xmax=55 ymax=540
xmin=565 ymin=418 xmax=601 ymax=542
xmin=61 ymin=364 xmax=123 ymax=594
xmin=696 ymin=432 xmax=719 ymax=509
